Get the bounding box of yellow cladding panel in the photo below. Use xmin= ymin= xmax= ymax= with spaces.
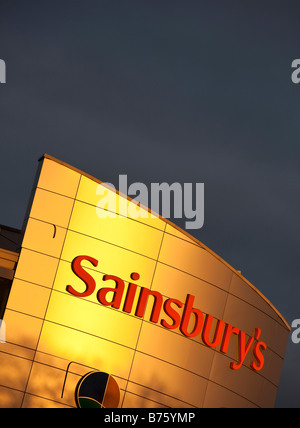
xmin=37 ymin=158 xmax=81 ymax=198
xmin=159 ymin=233 xmax=232 ymax=291
xmin=152 ymin=262 xmax=228 ymax=320
xmin=69 ymin=200 xmax=164 ymax=260
xmin=125 ymin=383 xmax=193 ymax=408
xmin=203 ymin=382 xmax=257 ymax=408
xmin=29 ymin=188 xmax=75 ymax=229
xmin=37 ymin=321 xmax=134 ymax=380
xmin=76 ymin=175 xmax=165 ymax=231
xmin=122 ymin=392 xmax=167 ymax=408
xmin=14 ymin=249 xmax=59 ymax=289
xmin=129 ymin=352 xmax=208 ymax=408
xmin=208 ymin=351 xmax=277 ymax=407
xmin=0 ymin=342 xmax=34 ymax=361
xmin=45 ymin=290 xmax=142 ymax=349
xmin=0 ymin=386 xmax=23 ymax=408
xmin=22 ymin=218 xmax=66 ymax=259
xmin=0 ymin=353 xmax=32 ymax=393
xmin=61 ymin=230 xmax=157 ymax=288
xmin=6 ymin=279 xmax=50 ymax=319
xmin=3 ymin=310 xmax=43 ymax=350
xmin=34 ymin=351 xmax=72 ymax=372
xmin=22 ymin=394 xmax=70 ymax=408
xmin=25 ymin=362 xmax=73 ymax=407
xmin=136 ymin=322 xmax=214 ymax=379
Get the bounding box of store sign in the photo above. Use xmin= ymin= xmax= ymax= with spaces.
xmin=66 ymin=255 xmax=268 ymax=372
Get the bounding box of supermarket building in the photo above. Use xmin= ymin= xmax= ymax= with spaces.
xmin=0 ymin=154 xmax=290 ymax=408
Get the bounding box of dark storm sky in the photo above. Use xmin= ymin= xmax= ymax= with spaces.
xmin=0 ymin=1 xmax=299 ymax=407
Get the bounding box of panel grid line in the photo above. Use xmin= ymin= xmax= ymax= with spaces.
xmin=19 ymin=174 xmax=83 ymax=407
xmin=120 ymin=223 xmax=167 ymax=407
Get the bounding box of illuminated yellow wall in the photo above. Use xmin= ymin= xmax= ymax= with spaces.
xmin=0 ymin=154 xmax=290 ymax=408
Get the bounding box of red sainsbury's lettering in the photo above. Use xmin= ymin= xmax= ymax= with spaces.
xmin=66 ymin=255 xmax=267 ymax=371
xmin=66 ymin=255 xmax=98 ymax=297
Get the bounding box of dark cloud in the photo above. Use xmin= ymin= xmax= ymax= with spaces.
xmin=0 ymin=0 xmax=300 ymax=407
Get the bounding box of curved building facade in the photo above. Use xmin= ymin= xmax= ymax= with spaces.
xmin=0 ymin=154 xmax=290 ymax=408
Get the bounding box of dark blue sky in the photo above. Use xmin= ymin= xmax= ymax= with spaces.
xmin=0 ymin=1 xmax=300 ymax=407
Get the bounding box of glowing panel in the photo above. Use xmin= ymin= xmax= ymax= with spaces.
xmin=0 ymin=352 xmax=32 ymax=391
xmin=36 ymin=157 xmax=80 ymax=198
xmin=4 ymin=310 xmax=43 ymax=350
xmin=136 ymin=321 xmax=215 ymax=378
xmin=45 ymin=290 xmax=142 ymax=349
xmin=6 ymin=279 xmax=50 ymax=319
xmin=69 ymin=200 xmax=164 ymax=259
xmin=0 ymin=386 xmax=23 ymax=408
xmin=127 ymin=352 xmax=208 ymax=408
xmin=151 ymin=262 xmax=228 ymax=320
xmin=14 ymin=249 xmax=58 ymax=288
xmin=37 ymin=321 xmax=134 ymax=380
xmin=21 ymin=218 xmax=67 ymax=258
xmin=158 ymin=233 xmax=233 ymax=290
xmin=29 ymin=188 xmax=75 ymax=229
